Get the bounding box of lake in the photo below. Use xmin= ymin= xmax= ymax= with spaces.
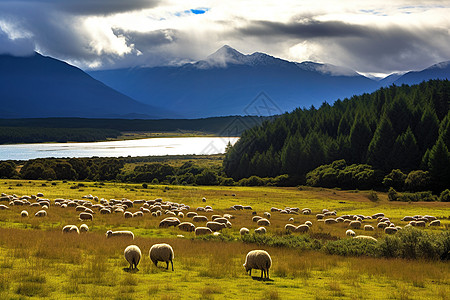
xmin=0 ymin=137 xmax=239 ymax=160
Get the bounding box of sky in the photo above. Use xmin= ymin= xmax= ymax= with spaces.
xmin=0 ymin=0 xmax=449 ymax=76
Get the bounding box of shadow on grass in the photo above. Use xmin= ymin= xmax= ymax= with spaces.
xmin=251 ymin=276 xmax=274 ymax=282
xmin=123 ymin=267 xmax=139 ymax=273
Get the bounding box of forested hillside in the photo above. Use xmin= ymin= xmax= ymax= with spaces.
xmin=224 ymin=80 xmax=450 ymax=192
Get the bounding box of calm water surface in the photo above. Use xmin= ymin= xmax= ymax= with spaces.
xmin=0 ymin=137 xmax=239 ymax=160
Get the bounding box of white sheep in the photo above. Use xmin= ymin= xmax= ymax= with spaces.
xmin=288 ymin=217 xmax=294 ymax=222
xmin=254 ymin=227 xmax=266 ymax=234
xmin=243 ymin=250 xmax=272 ymax=279
xmin=124 ymin=245 xmax=142 ymax=270
xmin=79 ymin=212 xmax=93 ymax=221
xmin=206 ymin=221 xmax=226 ymax=232
xmin=263 ymin=212 xmax=271 ymax=219
xmin=20 ymin=210 xmax=29 ymax=217
xmin=364 ymin=225 xmax=374 ymax=231
xmin=240 ymin=227 xmax=250 ymax=235
xmin=346 ymin=229 xmax=356 ymax=237
xmin=195 ymin=227 xmax=213 ymax=236
xmin=192 ymin=215 xmax=208 ymax=222
xmin=305 ymin=221 xmax=312 ymax=227
xmin=324 ymin=218 xmax=338 ymax=224
xmin=106 ymin=230 xmax=134 ymax=239
xmin=384 ymin=227 xmax=398 ymax=234
xmin=295 ymin=224 xmax=309 ymax=233
xmin=349 ymin=220 xmax=361 ymax=229
xmin=285 ymin=224 xmax=296 ymax=232
xmin=62 ymin=225 xmax=79 ymax=234
xmin=35 ymin=210 xmax=47 ymax=217
xmin=257 ymin=218 xmax=270 ymax=226
xmin=159 ymin=217 xmax=181 ymax=228
xmin=80 ymin=224 xmax=89 ymax=233
xmin=178 ymin=222 xmax=195 ymax=232
xmin=149 ymin=243 xmax=174 ymax=271
xmin=353 ymin=235 xmax=378 ymax=242
xmin=124 ymin=211 xmax=133 ymax=218
xmin=429 ymin=220 xmax=441 ymax=226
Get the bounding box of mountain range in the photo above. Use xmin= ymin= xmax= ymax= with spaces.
xmin=1 ymin=46 xmax=449 ymax=119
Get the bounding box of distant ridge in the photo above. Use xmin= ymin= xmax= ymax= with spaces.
xmin=0 ymin=53 xmax=174 ymax=119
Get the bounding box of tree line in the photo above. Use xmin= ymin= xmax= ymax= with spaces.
xmin=223 ymin=80 xmax=450 ymax=193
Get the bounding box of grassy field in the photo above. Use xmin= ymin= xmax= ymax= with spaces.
xmin=0 ymin=179 xmax=449 ymax=299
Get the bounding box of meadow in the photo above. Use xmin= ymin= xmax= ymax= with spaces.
xmin=0 ymin=179 xmax=449 ymax=299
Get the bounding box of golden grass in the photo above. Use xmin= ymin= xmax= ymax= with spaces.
xmin=0 ymin=180 xmax=449 ymax=299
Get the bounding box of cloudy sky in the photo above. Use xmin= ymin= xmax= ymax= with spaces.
xmin=0 ymin=0 xmax=449 ymax=76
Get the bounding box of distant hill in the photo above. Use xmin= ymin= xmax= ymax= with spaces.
xmin=0 ymin=53 xmax=173 ymax=119
xmin=89 ymin=45 xmax=380 ymax=118
xmin=390 ymin=61 xmax=450 ymax=86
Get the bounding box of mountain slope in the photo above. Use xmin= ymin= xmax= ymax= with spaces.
xmin=0 ymin=53 xmax=172 ymax=119
xmin=391 ymin=61 xmax=450 ymax=86
xmin=89 ymin=46 xmax=380 ymax=118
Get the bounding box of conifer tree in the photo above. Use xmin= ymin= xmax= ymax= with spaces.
xmin=428 ymin=137 xmax=450 ymax=192
xmin=367 ymin=116 xmax=395 ymax=171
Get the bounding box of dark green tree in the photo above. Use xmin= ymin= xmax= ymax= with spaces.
xmin=391 ymin=127 xmax=420 ymax=171
xmin=367 ymin=116 xmax=395 ymax=171
xmin=428 ymin=137 xmax=450 ymax=192
xmin=349 ymin=116 xmax=372 ymax=163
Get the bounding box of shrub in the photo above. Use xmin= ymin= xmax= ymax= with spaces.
xmin=142 ymin=183 xmax=148 ymax=189
xmin=382 ymin=169 xmax=406 ymax=191
xmin=367 ymin=190 xmax=379 ymax=202
xmin=404 ymin=170 xmax=431 ymax=192
xmin=440 ymin=189 xmax=450 ymax=202
xmin=323 ymin=238 xmax=378 ymax=257
xmin=388 ymin=187 xmax=398 ymax=201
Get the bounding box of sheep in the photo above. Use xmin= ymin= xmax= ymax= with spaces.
xmin=192 ymin=215 xmax=208 ymax=223
xmin=100 ymin=208 xmax=111 ymax=214
xmin=148 ymin=243 xmax=174 ymax=271
xmin=214 ymin=217 xmax=228 ymax=224
xmin=20 ymin=210 xmax=29 ymax=217
xmin=186 ymin=212 xmax=197 ymax=218
xmin=324 ymin=218 xmax=338 ymax=224
xmin=178 ymin=222 xmax=195 ymax=232
xmin=346 ymin=229 xmax=356 ymax=237
xmin=316 ymin=214 xmax=325 ymax=220
xmin=384 ymin=227 xmax=398 ymax=234
xmin=124 ymin=211 xmax=133 ymax=218
xmin=62 ymin=225 xmax=79 ymax=234
xmin=195 ymin=227 xmax=212 ymax=236
xmin=377 ymin=222 xmax=388 ymax=229
xmin=0 ymin=204 xmax=9 ymax=210
xmin=80 ymin=224 xmax=89 ymax=233
xmin=349 ymin=220 xmax=362 ymax=229
xmin=353 ymin=235 xmax=378 ymax=242
xmin=106 ymin=230 xmax=134 ymax=240
xmin=254 ymin=227 xmax=266 ymax=234
xmin=257 ymin=218 xmax=270 ymax=226
xmin=35 ymin=210 xmax=47 ymax=217
xmin=124 ymin=245 xmax=142 ymax=270
xmin=305 ymin=221 xmax=313 ymax=227
xmin=177 ymin=212 xmax=184 ymax=218
xmin=302 ymin=208 xmax=312 ymax=215
xmin=401 ymin=216 xmax=415 ymax=222
xmin=263 ymin=212 xmax=271 ymax=219
xmin=240 ymin=227 xmax=250 ymax=235
xmin=206 ymin=221 xmax=226 ymax=232
xmin=295 ymin=224 xmax=309 ymax=233
xmin=133 ymin=211 xmax=144 ymax=218
xmin=288 ymin=217 xmax=294 ymax=222
xmin=364 ymin=225 xmax=375 ymax=231
xmin=159 ymin=217 xmax=181 ymax=228
xmin=415 ymin=221 xmax=426 ymax=227
xmin=285 ymin=224 xmax=296 ymax=232
xmin=79 ymin=212 xmax=93 ymax=221
xmin=243 ymin=250 xmax=272 ymax=279
xmin=429 ymin=220 xmax=441 ymax=226
xmin=252 ymin=216 xmax=262 ymax=222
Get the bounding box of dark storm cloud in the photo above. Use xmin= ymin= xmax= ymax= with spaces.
xmin=4 ymin=0 xmax=160 ymax=16
xmin=239 ymin=19 xmax=450 ymax=73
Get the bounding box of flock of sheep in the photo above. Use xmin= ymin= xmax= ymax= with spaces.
xmin=1 ymin=191 xmax=445 ymax=280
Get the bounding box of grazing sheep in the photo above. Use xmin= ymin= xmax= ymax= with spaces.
xmin=124 ymin=211 xmax=133 ymax=218
xmin=106 ymin=230 xmax=134 ymax=240
xmin=295 ymin=224 xmax=309 ymax=233
xmin=302 ymin=208 xmax=312 ymax=215
xmin=316 ymin=214 xmax=325 ymax=220
xmin=263 ymin=212 xmax=271 ymax=219
xmin=349 ymin=220 xmax=362 ymax=229
xmin=257 ymin=218 xmax=270 ymax=226
xmin=346 ymin=229 xmax=356 ymax=237
xmin=124 ymin=245 xmax=142 ymax=270
xmin=133 ymin=211 xmax=144 ymax=218
xmin=195 ymin=227 xmax=213 ymax=236
xmin=364 ymin=225 xmax=374 ymax=231
xmin=288 ymin=217 xmax=294 ymax=222
xmin=78 ymin=212 xmax=93 ymax=221
xmin=305 ymin=221 xmax=313 ymax=227
xmin=35 ymin=210 xmax=47 ymax=217
xmin=415 ymin=221 xmax=426 ymax=227
xmin=206 ymin=221 xmax=226 ymax=232
xmin=243 ymin=250 xmax=272 ymax=279
xmin=377 ymin=222 xmax=388 ymax=229
xmin=240 ymin=227 xmax=250 ymax=235
xmin=353 ymin=235 xmax=378 ymax=242
xmin=62 ymin=225 xmax=79 ymax=234
xmin=177 ymin=212 xmax=184 ymax=218
xmin=324 ymin=218 xmax=338 ymax=225
xmin=254 ymin=227 xmax=266 ymax=234
xmin=252 ymin=216 xmax=262 ymax=222
xmin=178 ymin=222 xmax=195 ymax=232
xmin=285 ymin=224 xmax=296 ymax=232
xmin=0 ymin=204 xmax=9 ymax=210
xmin=20 ymin=210 xmax=28 ymax=217
xmin=80 ymin=224 xmax=89 ymax=233
xmin=192 ymin=215 xmax=208 ymax=222
xmin=149 ymin=243 xmax=174 ymax=271
xmin=429 ymin=220 xmax=441 ymax=226
xmin=214 ymin=217 xmax=228 ymax=224
xmin=384 ymin=227 xmax=398 ymax=234
xmin=159 ymin=217 xmax=181 ymax=228
xmin=401 ymin=216 xmax=415 ymax=222
xmin=186 ymin=212 xmax=197 ymax=218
